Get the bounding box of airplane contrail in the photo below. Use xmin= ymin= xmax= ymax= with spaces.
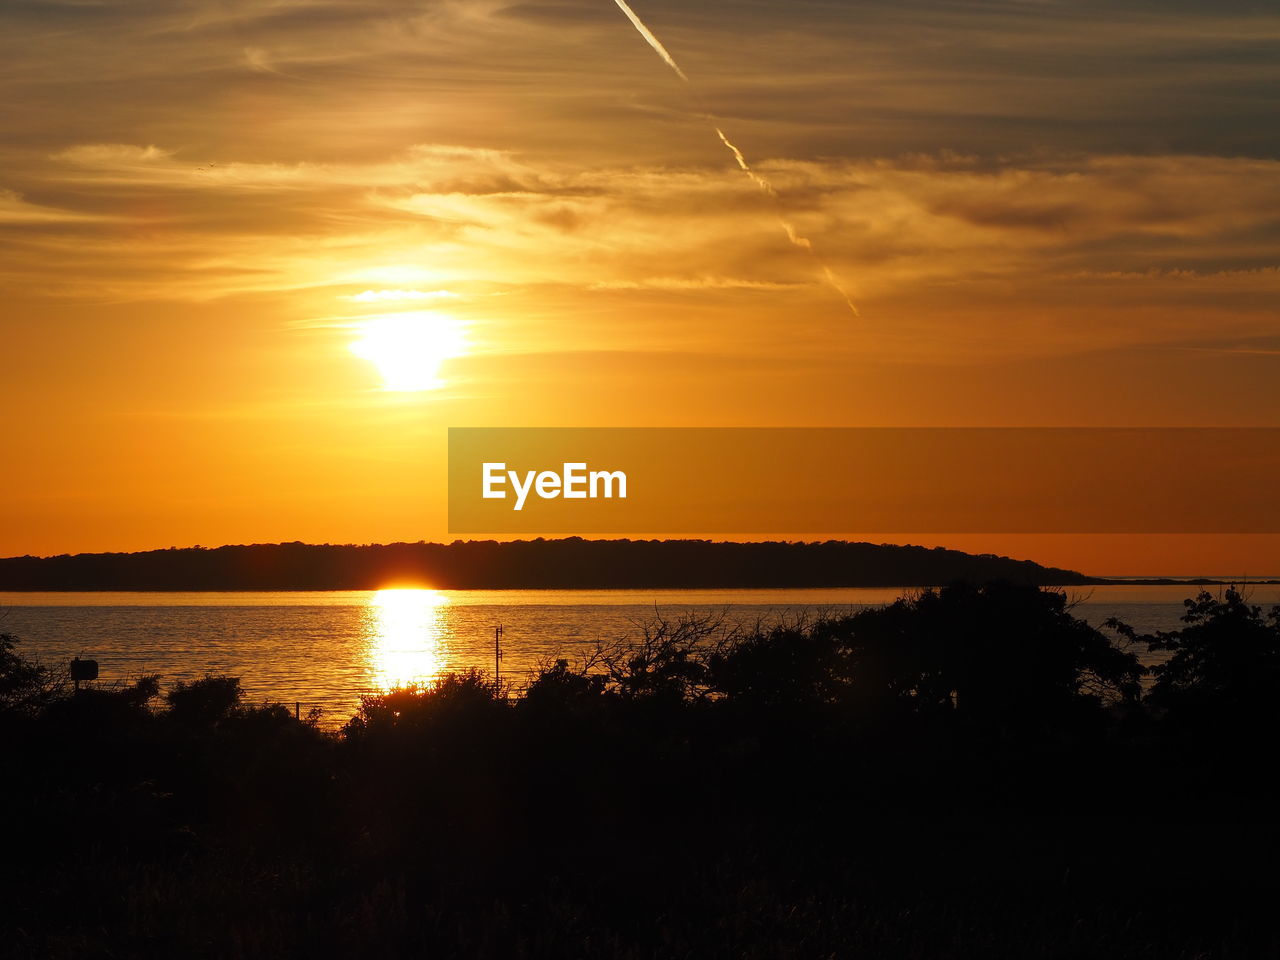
xmin=610 ymin=0 xmax=688 ymax=81
xmin=608 ymin=0 xmax=858 ymax=316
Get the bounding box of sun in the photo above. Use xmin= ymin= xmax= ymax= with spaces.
xmin=349 ymin=311 xmax=466 ymax=391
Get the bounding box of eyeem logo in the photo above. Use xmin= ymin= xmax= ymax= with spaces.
xmin=482 ymin=462 xmax=628 ymax=511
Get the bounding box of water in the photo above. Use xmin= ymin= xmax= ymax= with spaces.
xmin=4 ymin=585 xmax=1275 ymax=725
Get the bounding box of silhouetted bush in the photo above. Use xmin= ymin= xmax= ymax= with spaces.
xmin=707 ymin=617 xmax=843 ymax=710
xmin=521 ymin=657 xmax=609 ymax=716
xmin=344 ymin=667 xmax=509 ymax=739
xmin=5 ymin=582 xmax=1280 ymax=959
xmin=40 ymin=673 xmax=160 ymax=732
xmin=1110 ymin=587 xmax=1280 ymax=737
xmin=165 ymin=674 xmax=245 ymax=727
xmin=827 ymin=582 xmax=1144 ymax=739
xmin=0 ymin=632 xmax=59 ymax=717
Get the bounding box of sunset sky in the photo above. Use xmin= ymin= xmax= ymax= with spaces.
xmin=2 ymin=0 xmax=1278 ymax=574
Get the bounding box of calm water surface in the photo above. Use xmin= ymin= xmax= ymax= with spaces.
xmin=4 ymin=586 xmax=1275 ymax=725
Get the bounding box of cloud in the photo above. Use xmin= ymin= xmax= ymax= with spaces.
xmin=3 ymin=143 xmax=1278 ymax=339
xmin=589 ymin=277 xmax=803 ymax=292
xmin=0 ymin=0 xmax=1276 ymax=361
xmin=0 ymin=188 xmax=112 ymax=224
xmin=55 ymin=144 xmax=173 ymax=167
xmin=242 ymin=46 xmax=282 ymax=75
xmin=5 ymin=0 xmax=1278 ymax=164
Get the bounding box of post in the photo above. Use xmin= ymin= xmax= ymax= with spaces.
xmin=494 ymin=625 xmax=503 ymax=691
xmin=70 ymin=657 xmax=98 ymax=694
xmin=295 ymin=701 xmax=300 ymax=721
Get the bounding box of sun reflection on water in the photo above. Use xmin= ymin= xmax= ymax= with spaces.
xmin=365 ymin=588 xmax=450 ymax=691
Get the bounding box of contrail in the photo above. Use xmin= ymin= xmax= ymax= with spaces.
xmin=609 ymin=0 xmax=858 ymax=316
xmin=610 ymin=0 xmax=688 ymax=81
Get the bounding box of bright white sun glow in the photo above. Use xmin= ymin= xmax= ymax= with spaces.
xmin=347 ymin=289 xmax=459 ymax=303
xmin=349 ymin=311 xmax=466 ymax=391
xmin=366 ymin=588 xmax=450 ymax=691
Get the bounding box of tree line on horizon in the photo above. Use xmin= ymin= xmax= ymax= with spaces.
xmin=0 ymin=537 xmax=1093 ymax=590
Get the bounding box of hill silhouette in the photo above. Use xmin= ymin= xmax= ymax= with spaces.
xmin=0 ymin=538 xmax=1096 ymax=590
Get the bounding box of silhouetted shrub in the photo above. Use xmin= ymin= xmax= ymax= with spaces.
xmin=165 ymin=674 xmax=245 ymax=727
xmin=6 ymin=583 xmax=1280 ymax=959
xmin=344 ymin=667 xmax=508 ymax=739
xmin=521 ymin=658 xmax=609 ymax=716
xmin=598 ymin=611 xmax=727 ymax=703
xmin=40 ymin=674 xmax=161 ymax=732
xmin=1111 ymin=587 xmax=1280 ymax=733
xmin=836 ymin=583 xmax=1143 ymax=738
xmin=707 ymin=620 xmax=843 ymax=709
xmin=0 ymin=632 xmax=59 ymax=717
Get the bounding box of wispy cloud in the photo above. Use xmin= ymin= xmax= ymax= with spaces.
xmin=0 ymin=0 xmax=1276 ymax=363
xmin=0 ymin=188 xmax=114 ymax=224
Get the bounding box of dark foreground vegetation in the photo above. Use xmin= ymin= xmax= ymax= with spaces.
xmin=4 ymin=582 xmax=1280 ymax=958
xmin=0 ymin=538 xmax=1092 ymax=590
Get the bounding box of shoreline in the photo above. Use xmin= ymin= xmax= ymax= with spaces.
xmin=2 ymin=577 xmax=1278 ymax=593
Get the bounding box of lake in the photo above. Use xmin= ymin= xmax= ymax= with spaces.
xmin=4 ymin=585 xmax=1274 ymax=725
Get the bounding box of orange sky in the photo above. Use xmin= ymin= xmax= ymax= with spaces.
xmin=1 ymin=0 xmax=1278 ymax=575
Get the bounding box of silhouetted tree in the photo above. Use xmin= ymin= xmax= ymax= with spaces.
xmin=596 ymin=612 xmax=727 ymax=704
xmin=0 ymin=632 xmax=59 ymax=717
xmin=825 ymin=583 xmax=1143 ymax=737
xmin=1111 ymin=588 xmax=1280 ymax=732
xmin=706 ymin=618 xmax=844 ymax=709
xmin=5 ymin=588 xmax=1280 ymax=958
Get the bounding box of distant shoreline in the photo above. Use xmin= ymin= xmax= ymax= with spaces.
xmin=1 ymin=579 xmax=1279 ymax=593
xmin=1 ymin=539 xmax=1276 ymax=591
xmin=1091 ymin=578 xmax=1280 ymax=586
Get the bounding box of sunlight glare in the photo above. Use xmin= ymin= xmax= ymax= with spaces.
xmin=347 ymin=289 xmax=460 ymax=303
xmin=349 ymin=311 xmax=466 ymax=391
xmin=365 ymin=588 xmax=451 ymax=691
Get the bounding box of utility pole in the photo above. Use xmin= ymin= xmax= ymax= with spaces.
xmin=494 ymin=624 xmax=504 ymax=692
